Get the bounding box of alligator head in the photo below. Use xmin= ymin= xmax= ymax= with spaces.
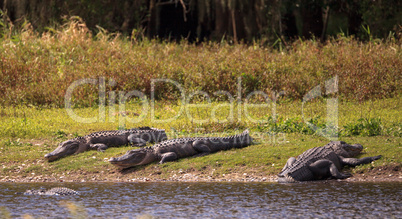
xmin=328 ymin=141 xmax=364 ymax=157
xmin=342 ymin=143 xmax=363 ymax=157
xmin=109 ymin=148 xmax=151 ymax=168
xmin=21 ymin=188 xmax=47 ymax=195
xmin=44 ymin=139 xmax=82 ymax=161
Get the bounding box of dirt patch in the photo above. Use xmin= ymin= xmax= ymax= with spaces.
xmin=1 ymin=164 xmax=401 ymax=183
xmin=346 ymin=164 xmax=401 ymax=182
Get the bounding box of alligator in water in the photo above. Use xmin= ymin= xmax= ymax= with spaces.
xmin=45 ymin=127 xmax=167 ymax=161
xmin=20 ymin=187 xmax=79 ymax=196
xmin=109 ymin=130 xmax=253 ymax=169
xmin=278 ymin=141 xmax=382 ymax=182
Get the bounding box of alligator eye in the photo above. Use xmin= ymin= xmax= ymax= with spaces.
xmin=127 ymin=149 xmax=139 ymax=154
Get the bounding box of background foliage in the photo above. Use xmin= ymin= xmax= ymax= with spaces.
xmin=0 ymin=17 xmax=400 ymax=107
xmin=1 ymin=0 xmax=401 ymax=42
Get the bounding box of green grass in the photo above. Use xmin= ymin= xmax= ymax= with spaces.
xmin=0 ymin=98 xmax=400 ymax=180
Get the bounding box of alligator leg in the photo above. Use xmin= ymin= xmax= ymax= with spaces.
xmin=277 ymin=157 xmax=296 ymax=176
xmin=308 ymin=159 xmax=352 ymax=180
xmin=160 ymin=152 xmax=178 ymax=164
xmin=192 ymin=140 xmax=211 ymax=152
xmin=281 ymin=157 xmax=296 ymax=172
xmin=192 ymin=141 xmax=212 ymax=157
xmin=90 ymin=143 xmax=108 ymax=152
xmin=128 ymin=135 xmax=147 ymax=147
xmin=340 ymin=155 xmax=382 ymax=167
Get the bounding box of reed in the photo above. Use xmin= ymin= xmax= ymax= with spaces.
xmin=0 ymin=18 xmax=400 ymax=107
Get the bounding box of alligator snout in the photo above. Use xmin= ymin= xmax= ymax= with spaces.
xmin=108 ymin=157 xmax=119 ymax=163
xmin=108 ymin=157 xmax=135 ymax=169
xmin=44 ymin=153 xmax=57 ymax=162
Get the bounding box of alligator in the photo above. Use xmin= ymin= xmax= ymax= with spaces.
xmin=278 ymin=141 xmax=382 ymax=182
xmin=20 ymin=187 xmax=79 ymax=196
xmin=45 ymin=127 xmax=167 ymax=161
xmin=109 ymin=130 xmax=253 ymax=169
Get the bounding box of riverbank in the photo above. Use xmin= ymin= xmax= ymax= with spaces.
xmin=1 ymin=132 xmax=400 ymax=184
xmin=1 ymin=163 xmax=400 ymax=183
xmin=1 ymin=99 xmax=401 ymax=184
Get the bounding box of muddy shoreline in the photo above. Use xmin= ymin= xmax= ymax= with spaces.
xmin=1 ymin=165 xmax=400 ymax=183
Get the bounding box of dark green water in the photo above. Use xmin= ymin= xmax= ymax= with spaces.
xmin=0 ymin=181 xmax=401 ymax=218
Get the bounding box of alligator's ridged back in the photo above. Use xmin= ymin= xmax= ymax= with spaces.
xmin=23 ymin=187 xmax=79 ymax=196
xmin=84 ymin=127 xmax=154 ymax=138
xmin=84 ymin=130 xmax=128 ymax=139
xmin=152 ymin=130 xmax=252 ymax=150
xmin=66 ymin=127 xmax=165 ymax=142
xmin=66 ymin=130 xmax=132 ymax=142
xmin=279 ymin=146 xmax=335 ymax=181
xmin=202 ymin=130 xmax=252 ymax=151
xmin=67 ymin=136 xmax=86 ymax=142
xmin=46 ymin=187 xmax=79 ymax=195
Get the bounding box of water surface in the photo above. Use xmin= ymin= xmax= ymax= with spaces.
xmin=0 ymin=181 xmax=400 ymax=218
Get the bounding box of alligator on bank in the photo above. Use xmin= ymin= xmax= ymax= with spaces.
xmin=20 ymin=187 xmax=79 ymax=196
xmin=278 ymin=141 xmax=382 ymax=182
xmin=109 ymin=130 xmax=253 ymax=169
xmin=45 ymin=127 xmax=167 ymax=161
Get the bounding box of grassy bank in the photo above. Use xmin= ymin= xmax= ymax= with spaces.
xmin=0 ymin=98 xmax=400 ymax=182
xmin=0 ymin=97 xmax=401 ymax=139
xmin=0 ymin=18 xmax=401 ymax=182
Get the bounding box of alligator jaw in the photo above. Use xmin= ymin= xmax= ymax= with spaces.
xmin=44 ymin=153 xmax=59 ymax=162
xmin=108 ymin=157 xmax=128 ymax=168
xmin=108 ymin=149 xmax=148 ymax=169
xmin=44 ymin=151 xmax=74 ymax=162
xmin=277 ymin=176 xmax=296 ymax=183
xmin=277 ymin=172 xmax=297 ymax=183
xmin=44 ymin=140 xmax=80 ymax=162
xmin=108 ymin=157 xmax=138 ymax=169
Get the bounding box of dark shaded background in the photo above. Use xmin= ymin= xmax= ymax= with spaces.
xmin=1 ymin=0 xmax=401 ymax=42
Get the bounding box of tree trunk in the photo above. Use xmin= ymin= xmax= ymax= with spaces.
xmin=321 ymin=5 xmax=330 ymax=42
xmin=147 ymin=0 xmax=157 ymax=38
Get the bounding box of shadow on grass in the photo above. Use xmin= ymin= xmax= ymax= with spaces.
xmin=119 ymin=165 xmax=148 ymax=175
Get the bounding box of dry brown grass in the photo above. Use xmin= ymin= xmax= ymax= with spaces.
xmin=0 ymin=18 xmax=400 ymax=107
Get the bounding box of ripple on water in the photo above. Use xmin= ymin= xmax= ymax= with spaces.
xmin=0 ymin=181 xmax=400 ymax=218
